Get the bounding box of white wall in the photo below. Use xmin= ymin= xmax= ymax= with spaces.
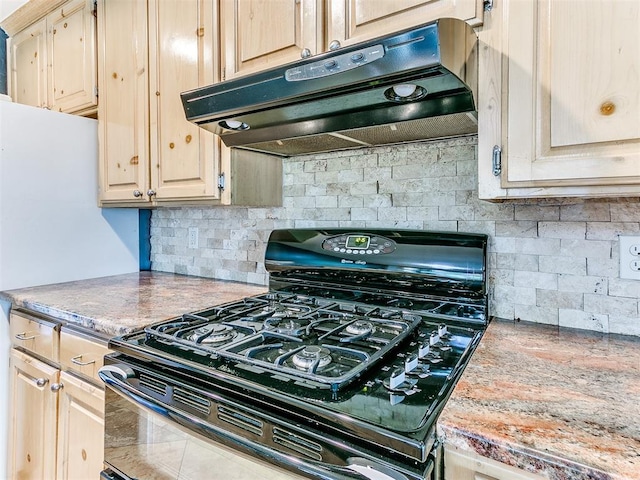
xmin=0 ymin=0 xmax=28 ymax=23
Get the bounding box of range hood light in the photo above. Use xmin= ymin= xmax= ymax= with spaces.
xmin=219 ymin=120 xmax=250 ymax=131
xmin=393 ymin=84 xmax=418 ymax=97
xmin=384 ymin=84 xmax=427 ymax=103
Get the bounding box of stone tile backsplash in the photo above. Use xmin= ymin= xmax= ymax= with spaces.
xmin=150 ymin=135 xmax=640 ymax=336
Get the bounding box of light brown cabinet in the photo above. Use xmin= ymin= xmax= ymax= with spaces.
xmin=8 ymin=349 xmax=59 ymax=480
xmin=7 ymin=310 xmax=108 ymax=480
xmin=327 ymin=0 xmax=484 ymax=48
xmin=5 ymin=17 xmax=47 ymax=108
xmin=220 ymin=0 xmax=484 ymax=81
xmin=444 ymin=445 xmax=545 ymax=480
xmin=56 ymin=371 xmax=105 ymax=480
xmin=2 ymin=0 xmax=98 ymax=115
xmin=220 ymin=0 xmax=321 ymax=80
xmin=477 ymin=0 xmax=640 ymax=199
xmin=98 ymin=0 xmax=281 ymax=207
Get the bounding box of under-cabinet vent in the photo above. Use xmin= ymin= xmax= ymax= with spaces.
xmin=139 ymin=374 xmax=169 ymax=396
xmin=217 ymin=405 xmax=263 ymax=436
xmin=272 ymin=427 xmax=323 ymax=461
xmin=173 ymin=387 xmax=212 ymax=415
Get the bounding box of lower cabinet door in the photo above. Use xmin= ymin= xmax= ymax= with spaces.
xmin=8 ymin=349 xmax=59 ymax=480
xmin=56 ymin=371 xmax=105 ymax=480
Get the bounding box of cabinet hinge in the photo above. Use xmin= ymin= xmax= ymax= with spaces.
xmin=492 ymin=145 xmax=502 ymax=176
xmin=94 ymin=86 xmax=98 ymax=98
xmin=221 ymin=67 xmax=226 ymax=82
xmin=218 ymin=173 xmax=225 ymax=190
xmin=92 ymin=0 xmax=97 ymax=17
xmin=484 ymin=0 xmax=493 ymax=11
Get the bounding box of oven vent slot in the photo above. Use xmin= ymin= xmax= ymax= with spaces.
xmin=173 ymin=387 xmax=212 ymax=415
xmin=272 ymin=427 xmax=323 ymax=461
xmin=217 ymin=406 xmax=263 ymax=436
xmin=139 ymin=374 xmax=169 ymax=396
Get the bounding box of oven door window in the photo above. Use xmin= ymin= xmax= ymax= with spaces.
xmin=104 ymin=387 xmax=307 ymax=480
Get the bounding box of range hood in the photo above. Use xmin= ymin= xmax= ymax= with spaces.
xmin=181 ymin=18 xmax=478 ymax=157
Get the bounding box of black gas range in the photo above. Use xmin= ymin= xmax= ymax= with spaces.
xmin=99 ymin=229 xmax=488 ymax=480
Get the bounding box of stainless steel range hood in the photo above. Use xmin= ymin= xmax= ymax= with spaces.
xmin=181 ymin=18 xmax=478 ymax=157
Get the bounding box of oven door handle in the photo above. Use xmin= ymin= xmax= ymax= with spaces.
xmin=98 ymin=365 xmax=410 ymax=480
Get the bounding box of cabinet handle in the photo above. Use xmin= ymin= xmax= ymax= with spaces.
xmin=328 ymin=40 xmax=341 ymax=51
xmin=147 ymin=189 xmax=156 ymax=197
xmin=35 ymin=378 xmax=49 ymax=388
xmin=15 ymin=332 xmax=36 ymax=341
xmin=133 ymin=190 xmax=143 ymax=198
xmin=51 ymin=382 xmax=64 ymax=392
xmin=71 ymin=354 xmax=96 ymax=366
xmin=300 ymin=48 xmax=312 ymax=59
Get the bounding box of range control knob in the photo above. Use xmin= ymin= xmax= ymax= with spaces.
xmin=404 ymin=353 xmax=419 ymax=372
xmin=418 ymin=340 xmax=430 ymax=358
xmin=438 ymin=324 xmax=448 ymax=337
xmin=389 ymin=367 xmax=406 ymax=390
xmin=429 ymin=332 xmax=440 ymax=346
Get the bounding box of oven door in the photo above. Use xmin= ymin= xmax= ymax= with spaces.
xmin=99 ymin=359 xmax=428 ymax=480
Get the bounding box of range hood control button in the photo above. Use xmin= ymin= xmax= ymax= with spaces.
xmin=324 ymin=60 xmax=338 ymax=70
xmin=285 ymin=44 xmax=384 ymax=81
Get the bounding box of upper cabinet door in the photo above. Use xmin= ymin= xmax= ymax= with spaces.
xmin=148 ymin=0 xmax=220 ymax=201
xmin=220 ymin=0 xmax=320 ymax=80
xmin=478 ymin=0 xmax=640 ymax=199
xmin=505 ymin=0 xmax=640 ymax=186
xmin=327 ymin=0 xmax=484 ymax=47
xmin=9 ymin=18 xmax=48 ymax=108
xmin=97 ymin=0 xmax=150 ymax=204
xmin=47 ymin=0 xmax=98 ymax=115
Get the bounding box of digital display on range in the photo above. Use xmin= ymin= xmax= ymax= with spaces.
xmin=345 ymin=235 xmax=370 ymax=249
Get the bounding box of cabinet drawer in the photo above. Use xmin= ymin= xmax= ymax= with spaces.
xmin=10 ymin=311 xmax=60 ymax=362
xmin=60 ymin=329 xmax=111 ymax=383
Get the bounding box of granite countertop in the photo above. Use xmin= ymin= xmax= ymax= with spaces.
xmin=0 ymin=271 xmax=267 ymax=337
xmin=438 ymin=318 xmax=640 ymax=480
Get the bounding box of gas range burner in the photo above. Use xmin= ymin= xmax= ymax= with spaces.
xmin=240 ymin=303 xmax=312 ymax=322
xmin=345 ymin=320 xmax=374 ymax=336
xmin=186 ymin=324 xmax=237 ymax=344
xmin=291 ymin=346 xmax=332 ymax=371
xmin=264 ymin=317 xmax=309 ymax=336
xmin=386 ymin=298 xmax=415 ymax=309
xmin=144 ymin=312 xmax=257 ymax=352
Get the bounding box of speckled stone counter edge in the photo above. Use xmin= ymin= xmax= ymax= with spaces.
xmin=438 ymin=423 xmax=621 ymax=480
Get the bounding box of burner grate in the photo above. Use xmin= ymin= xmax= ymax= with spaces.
xmin=139 ymin=293 xmax=422 ymax=390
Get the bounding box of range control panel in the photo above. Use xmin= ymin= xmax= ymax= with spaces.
xmin=321 ymin=234 xmax=396 ymax=255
